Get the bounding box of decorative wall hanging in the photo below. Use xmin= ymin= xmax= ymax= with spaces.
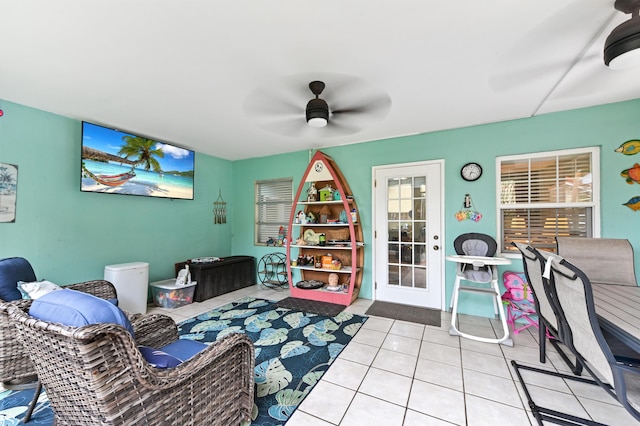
xmin=615 ymin=140 xmax=640 ymax=155
xmin=615 ymin=141 xmax=640 ymax=211
xmin=621 ymin=163 xmax=640 ymax=184
xmin=213 ymin=189 xmax=226 ymax=224
xmin=0 ymin=163 xmax=18 ymax=223
xmin=455 ymin=193 xmax=482 ymax=222
xmin=624 ymin=196 xmax=640 ymax=211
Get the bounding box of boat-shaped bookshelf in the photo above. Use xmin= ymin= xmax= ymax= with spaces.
xmin=286 ymin=151 xmax=363 ymax=306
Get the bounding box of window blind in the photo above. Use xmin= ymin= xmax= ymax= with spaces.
xmin=498 ymin=148 xmax=598 ymax=253
xmin=255 ymin=178 xmax=293 ymax=245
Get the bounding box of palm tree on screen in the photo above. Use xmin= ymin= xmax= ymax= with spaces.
xmin=118 ymin=136 xmax=165 ymax=172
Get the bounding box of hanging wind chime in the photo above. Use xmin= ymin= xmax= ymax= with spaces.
xmin=213 ymin=189 xmax=227 ymax=224
xmin=455 ymin=193 xmax=482 ymax=222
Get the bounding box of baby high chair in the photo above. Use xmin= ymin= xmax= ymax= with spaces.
xmin=447 ymin=233 xmax=512 ymax=346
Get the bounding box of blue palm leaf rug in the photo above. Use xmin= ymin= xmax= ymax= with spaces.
xmin=0 ymin=296 xmax=367 ymax=425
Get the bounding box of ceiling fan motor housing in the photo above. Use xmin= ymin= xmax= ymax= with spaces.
xmin=306 ymin=98 xmax=329 ymax=123
xmin=604 ymin=17 xmax=640 ymax=65
xmin=605 ymin=0 xmax=640 ymax=67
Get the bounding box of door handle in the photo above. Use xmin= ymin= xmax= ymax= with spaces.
xmin=433 ymin=245 xmax=439 ymax=250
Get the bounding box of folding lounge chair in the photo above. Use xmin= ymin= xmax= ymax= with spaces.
xmin=512 ymin=250 xmax=640 ymax=425
xmin=511 ymin=242 xmax=582 ymax=374
xmin=556 ymin=237 xmax=637 ymax=286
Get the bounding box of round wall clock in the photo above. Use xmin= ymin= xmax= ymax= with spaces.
xmin=461 ymin=162 xmax=482 ymax=181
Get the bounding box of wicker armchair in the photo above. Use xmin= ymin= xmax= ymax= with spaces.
xmin=0 ymin=274 xmax=119 ymax=386
xmin=0 ymin=257 xmax=141 ymax=422
xmin=8 ymin=299 xmax=255 ymax=426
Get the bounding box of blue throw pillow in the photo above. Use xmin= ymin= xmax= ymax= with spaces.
xmin=161 ymin=339 xmax=208 ymax=361
xmin=0 ymin=257 xmax=37 ymax=302
xmin=29 ymin=289 xmax=134 ymax=336
xmin=139 ymin=339 xmax=208 ymax=369
xmin=139 ymin=346 xmax=183 ymax=368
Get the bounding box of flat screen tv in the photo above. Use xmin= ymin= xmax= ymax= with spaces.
xmin=81 ymin=122 xmax=195 ymax=200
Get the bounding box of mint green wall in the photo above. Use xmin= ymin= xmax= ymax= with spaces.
xmin=233 ymin=99 xmax=640 ymax=317
xmin=2 ymin=96 xmax=638 ymax=317
xmin=0 ymin=100 xmax=233 ymax=284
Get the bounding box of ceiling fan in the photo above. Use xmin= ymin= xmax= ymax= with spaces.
xmin=243 ymin=74 xmax=391 ymax=139
xmin=306 ymin=81 xmax=330 ymax=128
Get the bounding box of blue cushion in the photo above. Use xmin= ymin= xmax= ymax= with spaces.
xmin=161 ymin=339 xmax=208 ymax=362
xmin=139 ymin=346 xmax=182 ymax=368
xmin=29 ymin=289 xmax=133 ymax=336
xmin=0 ymin=257 xmax=36 ymax=301
xmin=139 ymin=340 xmax=207 ymax=369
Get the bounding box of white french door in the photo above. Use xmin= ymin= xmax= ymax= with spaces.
xmin=373 ymin=161 xmax=443 ymax=309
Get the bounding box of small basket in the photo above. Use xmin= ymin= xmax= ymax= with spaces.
xmin=296 ymin=280 xmax=325 ymax=290
xmin=326 ymin=228 xmax=350 ymax=241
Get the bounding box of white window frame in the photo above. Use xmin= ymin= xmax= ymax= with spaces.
xmin=255 ymin=177 xmax=293 ymax=246
xmin=496 ymin=146 xmax=600 ymax=256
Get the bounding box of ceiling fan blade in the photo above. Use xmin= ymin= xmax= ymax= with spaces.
xmin=489 ymin=0 xmax=614 ymax=93
xmin=244 ymin=86 xmax=302 ymax=117
xmin=259 ymin=117 xmax=309 ymax=138
xmin=326 ymin=118 xmax=362 ymax=135
xmin=331 ymin=94 xmax=391 ymax=119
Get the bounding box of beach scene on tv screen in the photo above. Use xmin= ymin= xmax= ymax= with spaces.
xmin=81 ymin=122 xmax=195 ymax=200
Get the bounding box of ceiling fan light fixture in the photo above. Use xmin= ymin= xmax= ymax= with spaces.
xmin=306 ymin=98 xmax=329 ymax=128
xmin=308 ymin=117 xmax=328 ymax=128
xmin=604 ymin=0 xmax=640 ymax=69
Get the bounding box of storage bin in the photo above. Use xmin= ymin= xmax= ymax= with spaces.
xmin=104 ymin=262 xmax=149 ymax=314
xmin=150 ymin=279 xmax=197 ymax=308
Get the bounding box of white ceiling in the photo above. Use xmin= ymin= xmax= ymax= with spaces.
xmin=1 ymin=0 xmax=638 ymax=161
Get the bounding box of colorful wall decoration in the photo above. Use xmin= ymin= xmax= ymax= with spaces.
xmin=616 ymin=140 xmax=640 ymax=211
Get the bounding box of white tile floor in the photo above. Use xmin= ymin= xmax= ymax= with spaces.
xmin=148 ymin=285 xmax=639 ymax=425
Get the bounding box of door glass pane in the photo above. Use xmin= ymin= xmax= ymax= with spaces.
xmin=413 ymin=199 xmax=426 ymax=220
xmin=400 ymin=266 xmax=413 ymax=287
xmin=388 ymin=223 xmax=400 ymax=242
xmin=414 ymin=267 xmax=427 ymax=288
xmin=388 ymin=243 xmax=399 ymax=263
xmin=414 ymin=221 xmax=426 ymax=242
xmin=388 ymin=265 xmax=399 ymax=286
xmin=387 ymin=199 xmax=400 ymax=218
xmin=400 ymin=244 xmax=412 ymax=264
xmin=400 ymin=178 xmax=412 ymax=198
xmin=414 ymin=176 xmax=426 ymax=197
xmin=414 ymin=245 xmax=426 ymax=266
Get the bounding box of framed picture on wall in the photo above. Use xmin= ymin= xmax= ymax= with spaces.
xmin=0 ymin=163 xmax=18 ymax=223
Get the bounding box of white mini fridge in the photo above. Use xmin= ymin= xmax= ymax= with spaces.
xmin=104 ymin=262 xmax=149 ymax=314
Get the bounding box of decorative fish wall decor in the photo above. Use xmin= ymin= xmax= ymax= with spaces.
xmin=621 ymin=164 xmax=640 ymax=184
xmin=615 ymin=140 xmax=640 ymax=156
xmin=623 ymin=196 xmax=640 ymax=211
